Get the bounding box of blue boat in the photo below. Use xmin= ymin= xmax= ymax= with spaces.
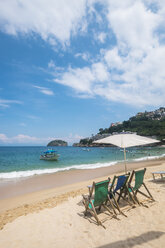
xmin=40 ymin=149 xmax=59 ymax=161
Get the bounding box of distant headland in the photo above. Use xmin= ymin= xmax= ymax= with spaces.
xmin=47 ymin=140 xmax=68 ymax=147
xmin=73 ymin=107 xmax=165 ymax=147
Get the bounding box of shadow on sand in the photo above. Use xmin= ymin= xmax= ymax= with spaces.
xmin=150 ymin=178 xmax=165 ymax=188
xmin=96 ymin=231 xmax=165 ymax=248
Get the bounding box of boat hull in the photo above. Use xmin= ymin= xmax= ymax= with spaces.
xmin=40 ymin=155 xmax=59 ymax=161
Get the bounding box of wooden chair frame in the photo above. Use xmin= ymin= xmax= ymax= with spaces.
xmin=112 ymin=173 xmax=136 ymax=206
xmin=82 ymin=178 xmax=116 ymax=227
xmin=127 ymin=168 xmax=154 ymax=205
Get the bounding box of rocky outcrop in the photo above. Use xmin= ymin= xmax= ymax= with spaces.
xmin=72 ymin=133 xmax=115 ymax=147
xmin=47 ymin=140 xmax=68 ymax=147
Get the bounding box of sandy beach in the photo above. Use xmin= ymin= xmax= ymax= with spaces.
xmin=0 ymin=158 xmax=165 ymax=247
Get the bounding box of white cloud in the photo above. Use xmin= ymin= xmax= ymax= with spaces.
xmin=53 ymin=0 xmax=165 ymax=107
xmin=48 ymin=60 xmax=56 ymax=69
xmin=104 ymin=48 xmax=123 ymax=70
xmin=0 ymin=134 xmax=9 ymax=143
xmin=41 ymin=89 xmax=54 ymax=96
xmin=55 ymin=44 xmax=165 ymax=106
xmin=33 ymin=85 xmax=54 ymax=95
xmin=55 ymin=66 xmax=95 ymax=95
xmin=0 ymin=133 xmax=84 ymax=145
xmin=75 ymin=52 xmax=90 ymax=61
xmin=1 ymin=1 xmax=165 ymax=108
xmin=97 ymin=32 xmax=107 ymax=43
xmin=0 ymin=0 xmax=88 ymax=46
xmin=55 ymin=62 xmax=109 ymax=93
xmin=0 ymin=133 xmax=54 ymax=144
xmin=107 ymin=1 xmax=160 ymax=51
xmin=92 ymin=62 xmax=109 ymax=82
xmin=0 ymin=99 xmax=22 ymax=108
xmin=47 ymin=60 xmax=64 ymax=76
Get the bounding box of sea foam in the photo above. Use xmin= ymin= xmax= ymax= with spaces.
xmin=0 ymin=161 xmax=118 ymax=179
xmin=0 ymin=153 xmax=164 ymax=179
xmin=134 ymin=153 xmax=165 ymax=162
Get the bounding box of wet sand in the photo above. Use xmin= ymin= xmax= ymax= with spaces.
xmin=0 ymin=158 xmax=164 ymax=226
xmin=0 ymin=158 xmax=163 ymax=201
xmin=0 ymin=158 xmax=165 ymax=247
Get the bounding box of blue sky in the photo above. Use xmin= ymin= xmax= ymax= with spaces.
xmin=0 ymin=0 xmax=165 ymax=145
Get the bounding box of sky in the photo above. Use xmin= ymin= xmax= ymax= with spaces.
xmin=0 ymin=0 xmax=165 ymax=146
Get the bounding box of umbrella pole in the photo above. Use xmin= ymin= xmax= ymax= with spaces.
xmin=124 ymin=147 xmax=127 ymax=173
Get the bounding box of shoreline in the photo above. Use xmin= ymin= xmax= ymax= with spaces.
xmin=1 ymin=158 xmax=164 ymax=200
xmin=0 ymin=158 xmax=164 ymax=201
xmin=0 ymin=157 xmax=165 ymax=232
xmin=1 ymin=146 xmax=165 ymax=180
xmin=0 ymin=158 xmax=164 ymax=208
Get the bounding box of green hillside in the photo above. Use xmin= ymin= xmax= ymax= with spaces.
xmin=99 ymin=117 xmax=165 ymax=140
xmin=99 ymin=108 xmax=165 ymax=141
xmin=78 ymin=107 xmax=165 ymax=146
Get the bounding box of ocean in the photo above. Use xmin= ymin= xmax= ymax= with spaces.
xmin=0 ymin=146 xmax=165 ymax=180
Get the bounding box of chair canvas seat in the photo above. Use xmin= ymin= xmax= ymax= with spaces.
xmin=108 ymin=173 xmax=133 ymax=215
xmin=82 ymin=179 xmax=116 ymax=227
xmin=128 ymin=168 xmax=154 ymax=205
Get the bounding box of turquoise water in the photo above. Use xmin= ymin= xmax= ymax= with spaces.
xmin=0 ymin=146 xmax=165 ymax=179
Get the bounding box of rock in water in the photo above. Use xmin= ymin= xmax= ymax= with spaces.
xmin=47 ymin=140 xmax=68 ymax=146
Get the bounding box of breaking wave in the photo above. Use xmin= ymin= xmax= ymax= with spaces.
xmin=0 ymin=153 xmax=165 ymax=179
xmin=0 ymin=161 xmax=118 ymax=179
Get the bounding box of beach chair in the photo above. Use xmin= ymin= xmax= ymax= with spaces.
xmin=82 ymin=179 xmax=116 ymax=227
xmin=151 ymin=171 xmax=165 ymax=181
xmin=108 ymin=173 xmax=134 ymax=216
xmin=127 ymin=168 xmax=154 ymax=205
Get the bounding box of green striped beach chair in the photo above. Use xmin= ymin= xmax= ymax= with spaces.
xmin=128 ymin=168 xmax=154 ymax=205
xmin=82 ymin=179 xmax=116 ymax=227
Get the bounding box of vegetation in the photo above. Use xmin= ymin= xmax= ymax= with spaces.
xmin=99 ymin=117 xmax=165 ymax=140
xmin=79 ymin=138 xmax=93 ymax=145
xmin=47 ymin=140 xmax=68 ymax=146
xmin=78 ymin=108 xmax=165 ymax=146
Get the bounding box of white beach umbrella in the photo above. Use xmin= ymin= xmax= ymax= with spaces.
xmin=94 ymin=133 xmax=160 ymax=173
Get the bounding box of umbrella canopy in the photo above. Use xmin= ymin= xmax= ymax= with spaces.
xmin=94 ymin=133 xmax=159 ymax=148
xmin=94 ymin=133 xmax=160 ymax=173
